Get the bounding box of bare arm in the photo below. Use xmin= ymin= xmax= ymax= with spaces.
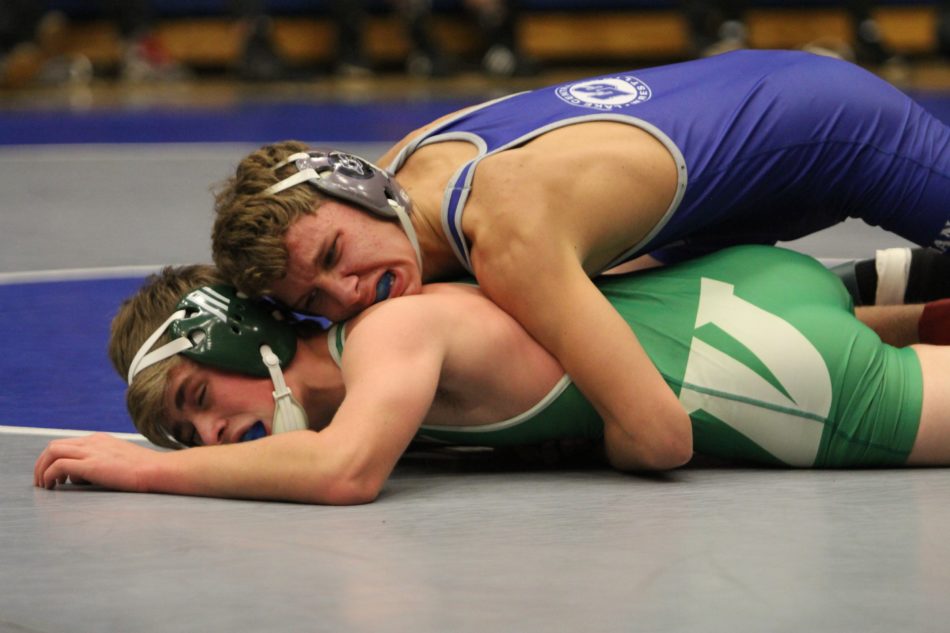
xmin=466 ymin=132 xmax=693 ymax=470
xmin=471 ymin=216 xmax=692 ymax=471
xmin=35 ymin=301 xmax=449 ymax=505
xmin=34 ymin=430 xmax=397 ymax=505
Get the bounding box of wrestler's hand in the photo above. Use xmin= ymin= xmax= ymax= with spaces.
xmin=34 ymin=433 xmax=159 ymax=492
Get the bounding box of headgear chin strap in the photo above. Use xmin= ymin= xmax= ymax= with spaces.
xmin=260 ymin=344 xmax=309 ymax=434
xmin=127 ymin=285 xmax=309 ymax=438
xmin=263 ymin=149 xmax=423 ymax=276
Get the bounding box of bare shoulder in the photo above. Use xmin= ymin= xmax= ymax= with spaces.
xmin=346 ymin=293 xmax=446 ymax=336
xmin=467 ymin=121 xmax=679 ymax=275
xmin=471 ymin=124 xmax=638 ymax=212
xmin=344 ymin=286 xmax=495 ymax=352
xmin=463 ymin=142 xmax=591 ymax=272
xmin=464 ymin=148 xmax=560 ymax=242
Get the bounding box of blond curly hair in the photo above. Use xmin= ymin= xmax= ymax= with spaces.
xmin=108 ymin=264 xmax=226 ymax=449
xmin=212 ymin=140 xmax=328 ymax=298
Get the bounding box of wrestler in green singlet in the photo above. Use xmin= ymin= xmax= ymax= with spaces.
xmin=332 ymin=246 xmax=922 ymax=468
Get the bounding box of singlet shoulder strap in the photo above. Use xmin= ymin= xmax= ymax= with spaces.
xmin=327 ymin=323 xmax=346 ymax=368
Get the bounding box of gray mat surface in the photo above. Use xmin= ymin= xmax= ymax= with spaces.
xmin=5 ymin=431 xmax=950 ymax=633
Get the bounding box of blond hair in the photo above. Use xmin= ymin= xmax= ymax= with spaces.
xmin=212 ymin=140 xmax=328 ymax=298
xmin=108 ymin=265 xmax=226 ymax=449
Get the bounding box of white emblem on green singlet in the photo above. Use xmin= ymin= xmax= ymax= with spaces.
xmin=679 ymin=278 xmax=832 ymax=466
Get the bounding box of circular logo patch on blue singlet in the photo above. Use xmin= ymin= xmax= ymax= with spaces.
xmin=556 ymin=76 xmax=652 ymax=110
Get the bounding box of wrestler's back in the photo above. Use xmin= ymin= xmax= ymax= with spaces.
xmin=386 ymin=50 xmax=950 ymax=269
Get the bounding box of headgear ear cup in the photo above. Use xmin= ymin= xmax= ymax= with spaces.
xmin=264 ymin=149 xmax=423 ymax=275
xmin=128 ymin=286 xmax=309 ymax=440
xmin=173 ymin=286 xmax=297 ymax=376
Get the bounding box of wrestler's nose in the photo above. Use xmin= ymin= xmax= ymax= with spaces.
xmin=193 ymin=414 xmax=227 ymax=446
xmin=309 ymin=272 xmax=362 ymax=320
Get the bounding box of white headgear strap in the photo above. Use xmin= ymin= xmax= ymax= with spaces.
xmin=127 ymin=309 xmax=191 ymax=385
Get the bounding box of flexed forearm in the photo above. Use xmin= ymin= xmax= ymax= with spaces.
xmin=35 ymin=430 xmax=383 ymax=505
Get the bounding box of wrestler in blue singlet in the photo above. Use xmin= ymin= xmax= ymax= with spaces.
xmin=386 ymin=50 xmax=950 ymax=269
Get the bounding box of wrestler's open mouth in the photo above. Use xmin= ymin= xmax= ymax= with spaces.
xmin=240 ymin=421 xmax=267 ymax=442
xmin=374 ymin=272 xmax=395 ymax=304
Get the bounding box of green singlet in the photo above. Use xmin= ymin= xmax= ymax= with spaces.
xmin=329 ymin=246 xmax=922 ymax=467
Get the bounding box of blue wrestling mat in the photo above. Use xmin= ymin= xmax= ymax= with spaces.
xmin=0 ymin=276 xmax=146 ymax=434
xmin=0 ymin=100 xmax=472 ymax=145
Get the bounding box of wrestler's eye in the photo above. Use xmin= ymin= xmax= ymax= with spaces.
xmin=324 ymin=237 xmax=338 ymax=267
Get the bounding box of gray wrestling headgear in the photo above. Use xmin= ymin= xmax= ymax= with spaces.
xmin=263 ymin=149 xmax=423 ymax=274
xmin=127 ymin=286 xmax=309 ymax=437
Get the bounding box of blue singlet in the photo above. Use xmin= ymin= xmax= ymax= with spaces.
xmin=386 ymin=50 xmax=950 ymax=269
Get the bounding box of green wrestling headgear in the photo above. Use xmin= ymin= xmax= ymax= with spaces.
xmin=127 ymin=285 xmax=309 ymax=439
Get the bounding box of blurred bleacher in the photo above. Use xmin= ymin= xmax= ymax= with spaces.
xmin=44 ymin=0 xmax=939 ymax=71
